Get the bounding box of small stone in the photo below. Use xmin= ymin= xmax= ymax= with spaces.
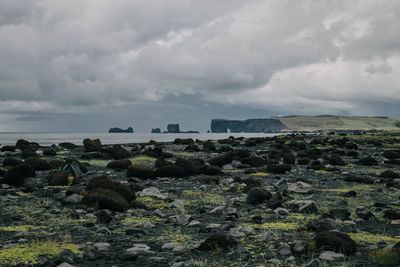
xmin=319 ymin=251 xmax=345 ymax=261
xmin=138 ymin=187 xmax=166 ymax=199
xmin=93 ymin=242 xmax=110 ymax=251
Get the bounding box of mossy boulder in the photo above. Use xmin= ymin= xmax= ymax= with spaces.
xmin=48 ymin=171 xmax=69 ymax=186
xmin=266 ymin=164 xmax=291 ymax=174
xmin=153 ymin=165 xmax=186 ymax=178
xmin=329 ymin=154 xmax=346 ymax=166
xmin=2 ymin=157 xmax=23 ymax=167
xmin=82 ymin=188 xmax=130 ymax=212
xmin=208 ymin=152 xmax=233 ymax=167
xmin=25 ymin=157 xmax=50 ymax=171
xmin=86 ymin=176 xmax=135 ymax=202
xmin=83 ymin=138 xmax=102 ymax=152
xmin=108 ymin=145 xmax=130 ymax=159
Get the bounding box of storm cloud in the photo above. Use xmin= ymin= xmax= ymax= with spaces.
xmin=0 ymin=0 xmax=399 ymax=132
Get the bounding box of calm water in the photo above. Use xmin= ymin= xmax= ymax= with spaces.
xmin=0 ymin=133 xmax=280 ymax=146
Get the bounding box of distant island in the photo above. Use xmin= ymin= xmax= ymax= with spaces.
xmin=211 ymin=116 xmax=400 ymax=133
xmin=108 ymin=127 xmax=134 ymax=133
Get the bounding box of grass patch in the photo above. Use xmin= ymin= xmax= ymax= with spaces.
xmin=369 ymin=248 xmax=400 ymax=265
xmin=183 ymin=192 xmax=227 ymax=207
xmin=130 ymin=155 xmax=156 ymax=165
xmin=242 ymin=222 xmax=300 ymax=231
xmin=0 ymin=241 xmax=80 ymax=266
xmin=120 ymin=216 xmax=160 ymax=227
xmin=249 ymin=172 xmax=270 ymax=176
xmin=165 ymin=150 xmax=196 ymax=158
xmin=320 ymin=184 xmax=375 ymax=193
xmin=348 ymin=233 xmax=400 ymax=244
xmin=136 ymin=196 xmax=168 ymax=209
xmin=56 ymin=150 xmax=70 ymax=155
xmin=0 ymin=225 xmax=46 ymax=232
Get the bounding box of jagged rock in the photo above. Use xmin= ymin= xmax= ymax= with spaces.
xmin=59 ymin=142 xmax=78 ymax=149
xmin=287 ymin=181 xmax=312 ymax=194
xmin=108 ymin=145 xmax=130 ymax=159
xmin=138 ymin=187 xmax=166 ymax=199
xmin=62 ymin=159 xmax=87 ymax=177
xmin=314 ymin=231 xmax=356 ymax=256
xmin=167 ymin=124 xmax=180 ymax=133
xmin=288 ymin=200 xmax=319 ymax=213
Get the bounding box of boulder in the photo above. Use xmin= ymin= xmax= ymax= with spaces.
xmin=48 ymin=171 xmax=69 ymax=186
xmin=62 ymin=159 xmax=87 ymax=177
xmin=2 ymin=158 xmax=23 ymax=167
xmin=314 ymin=231 xmax=356 ymax=256
xmin=15 ymin=139 xmax=32 ymax=150
xmin=202 ymin=141 xmax=216 ymax=151
xmin=83 ymin=138 xmax=102 ymax=152
xmin=208 ymin=152 xmax=233 ymax=167
xmin=283 ymin=153 xmax=296 ymax=164
xmin=267 ymin=164 xmax=291 ymax=174
xmin=24 ymin=157 xmax=50 ymax=171
xmin=3 ymin=164 xmax=36 ymax=187
xmin=240 ymin=156 xmax=267 ymax=167
xmin=175 ymin=158 xmax=204 ymax=176
xmin=383 ymin=150 xmax=400 ymax=160
xmin=127 ymin=165 xmax=154 ymax=179
xmin=383 ymin=209 xmax=400 ymax=220
xmin=153 ymin=166 xmax=186 ymax=178
xmin=197 ymin=234 xmax=238 ymax=251
xmin=82 ymin=188 xmax=130 ymax=212
xmin=173 ymin=138 xmax=194 ymax=145
xmin=329 ymin=155 xmax=346 ymax=166
xmin=380 ymin=170 xmax=400 ymax=179
xmin=108 ymin=145 xmax=130 ymax=159
xmin=107 ymin=159 xmax=132 ymax=170
xmin=59 ymin=142 xmax=78 ymax=149
xmin=358 ymin=156 xmax=378 ymax=166
xmin=87 ymin=176 xmax=135 ymax=202
xmin=246 ymin=187 xmax=272 ymax=204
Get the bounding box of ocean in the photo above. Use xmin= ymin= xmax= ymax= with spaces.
xmin=0 ymin=132 xmax=280 ymax=146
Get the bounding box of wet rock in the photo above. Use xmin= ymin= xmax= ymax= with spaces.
xmin=83 ymin=138 xmax=102 ymax=152
xmin=246 ymin=187 xmax=272 ymax=204
xmin=266 ymin=164 xmax=291 ymax=174
xmin=43 ymin=147 xmax=57 ymax=156
xmin=21 ymin=149 xmax=37 ymax=159
xmin=15 ymin=139 xmax=32 ymax=150
xmin=343 ymin=174 xmax=374 ymax=184
xmin=1 ymin=145 xmax=15 ymax=152
xmin=127 ymin=165 xmax=154 ymax=179
xmin=3 ymin=164 xmax=36 ymax=187
xmin=154 ymin=165 xmax=186 ymax=178
xmin=200 ymin=166 xmax=223 ymax=175
xmin=208 ymin=152 xmax=233 ymax=167
xmin=107 ymin=159 xmax=132 ymax=170
xmin=314 ymin=231 xmax=356 ymax=256
xmin=197 ymin=234 xmax=238 ymax=251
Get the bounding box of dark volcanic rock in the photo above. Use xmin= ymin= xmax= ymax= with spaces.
xmin=383 ymin=209 xmax=400 ymax=220
xmin=21 ymin=150 xmax=36 ymax=159
xmin=202 ymin=141 xmax=216 ymax=151
xmin=200 ymin=166 xmax=223 ymax=175
xmin=329 ymin=154 xmax=346 ymax=166
xmin=87 ymin=176 xmax=135 ymax=202
xmin=25 ymin=157 xmax=50 ymax=171
xmin=2 ymin=157 xmax=23 ymax=167
xmin=43 ymin=147 xmax=57 ymax=156
xmin=109 ymin=127 xmax=133 ymax=133
xmin=240 ymin=156 xmax=266 ymax=167
xmin=358 ymin=156 xmax=378 ymax=166
xmin=343 ymin=174 xmax=374 ymax=184
xmin=314 ymin=231 xmax=356 ymax=256
xmin=83 ymin=138 xmax=102 ymax=152
xmin=15 ymin=139 xmax=32 ymax=150
xmin=184 ymin=144 xmax=200 ymax=152
xmin=62 ymin=159 xmax=87 ymax=177
xmin=173 ymin=138 xmax=194 ymax=145
xmin=380 ymin=170 xmax=400 ymax=179
xmin=246 ymin=187 xmax=272 ymax=204
xmin=1 ymin=145 xmax=15 ymax=152
xmin=107 ymin=159 xmax=132 ymax=170
xmin=211 ymin=119 xmax=287 ymax=133
xmin=208 ymin=152 xmax=233 ymax=167
xmin=197 ymin=234 xmax=238 ymax=251
xmin=49 ymin=160 xmax=64 ymax=170
xmin=48 ymin=171 xmax=69 ymax=186
xmin=383 ymin=150 xmax=400 ymax=160
xmin=4 ymin=164 xmax=36 ymax=187
xmin=108 ymin=145 xmax=130 ymax=159
xmin=153 ymin=165 xmax=186 ymax=178
xmin=127 ymin=165 xmax=154 ymax=179
xmin=283 ymin=153 xmax=295 ymax=164
xmin=82 ymin=188 xmax=130 ymax=212
xmin=329 ymin=208 xmax=351 ymax=220
xmin=59 ymin=142 xmax=78 ymax=149
xmin=266 ymin=164 xmax=291 ymax=174
xmin=175 ymin=158 xmax=204 ymax=176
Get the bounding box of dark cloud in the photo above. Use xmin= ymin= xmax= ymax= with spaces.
xmin=0 ymin=0 xmax=399 ymax=132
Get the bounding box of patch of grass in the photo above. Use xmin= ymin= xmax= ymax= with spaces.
xmin=136 ymin=196 xmax=168 ymax=209
xmin=0 ymin=241 xmax=80 ymax=266
xmin=56 ymin=150 xmax=70 ymax=155
xmin=130 ymin=155 xmax=156 ymax=165
xmin=242 ymin=222 xmax=300 ymax=231
xmin=249 ymin=172 xmax=270 ymax=176
xmin=314 ymin=170 xmax=330 ymax=174
xmin=183 ymin=192 xmax=226 ymax=207
xmin=120 ymin=216 xmax=160 ymax=227
xmin=165 ymin=150 xmax=196 ymax=157
xmin=348 ymin=233 xmax=400 ymax=244
xmin=369 ymin=247 xmax=400 ymax=265
xmin=320 ymin=184 xmax=375 ymax=193
xmin=79 ymin=159 xmax=109 ymax=167
xmin=0 ymin=225 xmax=46 ymax=232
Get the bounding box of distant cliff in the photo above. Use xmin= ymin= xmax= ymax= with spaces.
xmin=211 ymin=119 xmax=287 ymax=133
xmin=109 ymin=127 xmax=134 ymax=133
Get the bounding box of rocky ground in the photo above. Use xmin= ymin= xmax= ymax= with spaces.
xmin=1 ymin=132 xmax=400 ymax=267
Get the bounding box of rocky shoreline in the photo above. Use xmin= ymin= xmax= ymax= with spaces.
xmin=1 ymin=132 xmax=400 ymax=266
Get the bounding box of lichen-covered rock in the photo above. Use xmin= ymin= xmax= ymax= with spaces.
xmin=107 ymin=159 xmax=132 ymax=170
xmin=83 ymin=138 xmax=102 ymax=152
xmin=127 ymin=165 xmax=154 ymax=179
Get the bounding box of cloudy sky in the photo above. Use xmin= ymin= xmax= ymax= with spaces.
xmin=1 ymin=0 xmax=400 ymax=132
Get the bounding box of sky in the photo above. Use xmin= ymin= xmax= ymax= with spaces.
xmin=0 ymin=0 xmax=400 ymax=133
